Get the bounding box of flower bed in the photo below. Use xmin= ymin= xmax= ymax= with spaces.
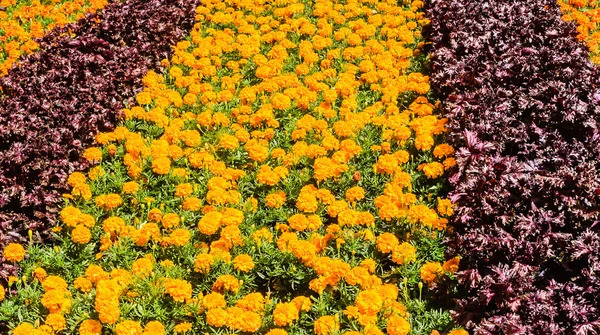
xmin=0 ymin=0 xmax=109 ymax=76
xmin=0 ymin=0 xmax=198 ymax=281
xmin=0 ymin=0 xmax=465 ymax=334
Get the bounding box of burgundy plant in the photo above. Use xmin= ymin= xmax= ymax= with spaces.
xmin=425 ymin=0 xmax=600 ymax=333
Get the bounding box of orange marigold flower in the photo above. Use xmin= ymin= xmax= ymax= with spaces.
xmin=206 ymin=307 xmax=228 ymax=327
xmin=3 ymin=243 xmax=25 ymax=262
xmin=161 ymin=213 xmax=181 ymax=229
xmin=194 ymin=253 xmax=215 ymax=273
xmin=233 ymin=254 xmax=255 ymax=272
xmin=173 ymin=322 xmax=192 ymax=333
xmin=448 ymin=330 xmax=469 ymax=335
xmin=355 ymin=290 xmax=383 ymax=316
xmin=391 ymin=242 xmax=417 ymax=265
xmin=83 ymin=147 xmax=103 ymax=162
xmin=345 ymin=186 xmax=365 ymax=202
xmin=168 ymin=228 xmax=191 ymax=247
xmin=387 ymin=315 xmax=410 ymax=335
xmin=266 ymin=329 xmax=288 ymax=335
xmin=164 ymin=278 xmax=192 ymax=302
xmin=273 ymin=302 xmax=299 ymax=327
xmin=71 ymin=225 xmax=91 ymax=244
xmin=45 ymin=313 xmax=66 ymax=331
xmin=74 ymin=277 xmax=93 ymax=293
xmin=376 ymin=233 xmax=399 ymax=254
xmin=95 ymin=194 xmax=123 ymax=211
xmin=131 ymin=258 xmax=154 ymax=278
xmin=152 ymin=157 xmax=171 ymax=175
xmin=420 ymin=262 xmax=444 ymax=284
xmin=203 ymin=292 xmax=227 ymax=310
xmin=314 ymin=315 xmax=339 ymax=335
xmin=122 ymin=181 xmax=139 ymax=194
xmin=79 ymin=319 xmax=102 ymax=335
xmin=443 ymin=257 xmax=460 ymax=274
xmin=175 ymin=183 xmax=193 ymax=198
xmin=33 ymin=267 xmax=47 ymax=282
xmin=115 ymin=320 xmax=143 ymax=335
xmin=212 ymin=274 xmax=242 ymax=294
xmin=437 ymin=198 xmax=455 ymax=216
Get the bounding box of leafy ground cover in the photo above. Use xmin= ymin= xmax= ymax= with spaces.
xmin=0 ymin=0 xmax=466 ymax=334
xmin=0 ymin=0 xmax=109 ymax=76
xmin=0 ymin=0 xmax=198 ymax=282
xmin=425 ymin=0 xmax=600 ymax=333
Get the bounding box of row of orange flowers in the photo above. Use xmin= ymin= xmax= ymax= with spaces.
xmin=1 ymin=0 xmax=466 ymax=334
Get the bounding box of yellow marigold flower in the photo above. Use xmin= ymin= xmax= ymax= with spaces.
xmin=203 ymin=292 xmax=227 ymax=310
xmin=74 ymin=277 xmax=93 ymax=293
xmin=386 ymin=315 xmax=410 ymax=335
xmin=391 ymin=242 xmax=417 ymax=265
xmin=32 ymin=267 xmax=47 ymax=282
xmin=273 ymin=302 xmax=299 ymax=327
xmin=115 ymin=320 xmax=143 ymax=335
xmin=0 ymin=284 xmax=4 ymax=302
xmin=448 ymin=329 xmax=469 ymax=335
xmin=164 ymin=278 xmax=192 ymax=303
xmin=79 ymin=320 xmax=102 ymax=335
xmin=72 ymin=225 xmax=91 ymax=244
xmin=183 ymin=197 xmax=202 ymax=211
xmin=443 ymin=257 xmax=460 ymax=274
xmin=360 ymin=259 xmax=377 ymax=274
xmin=122 ymin=181 xmax=139 ymax=194
xmin=83 ymin=147 xmax=103 ymax=162
xmin=3 ymin=243 xmax=25 ymax=262
xmin=265 ymin=191 xmax=286 ymax=208
xmin=420 ymin=262 xmax=444 ymax=284
xmin=136 ymin=91 xmax=153 ymax=105
xmin=45 ymin=313 xmax=66 ymax=331
xmin=143 ymin=321 xmax=165 ymax=335
xmin=314 ymin=315 xmax=339 ymax=335
xmin=233 ymin=254 xmax=255 ymax=272
xmin=376 ymin=233 xmax=399 ymax=254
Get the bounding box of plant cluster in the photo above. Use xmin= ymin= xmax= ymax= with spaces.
xmin=0 ymin=0 xmax=109 ymax=76
xmin=425 ymin=0 xmax=600 ymax=333
xmin=0 ymin=0 xmax=198 ymax=281
xmin=0 ymin=0 xmax=466 ymax=334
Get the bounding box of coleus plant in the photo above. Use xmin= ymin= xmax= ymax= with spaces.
xmin=425 ymin=0 xmax=600 ymax=334
xmin=0 ymin=0 xmax=199 ymax=280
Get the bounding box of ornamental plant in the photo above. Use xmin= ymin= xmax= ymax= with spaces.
xmin=558 ymin=0 xmax=600 ymax=63
xmin=425 ymin=0 xmax=600 ymax=333
xmin=0 ymin=0 xmax=199 ymax=280
xmin=1 ymin=0 xmax=466 ymax=334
